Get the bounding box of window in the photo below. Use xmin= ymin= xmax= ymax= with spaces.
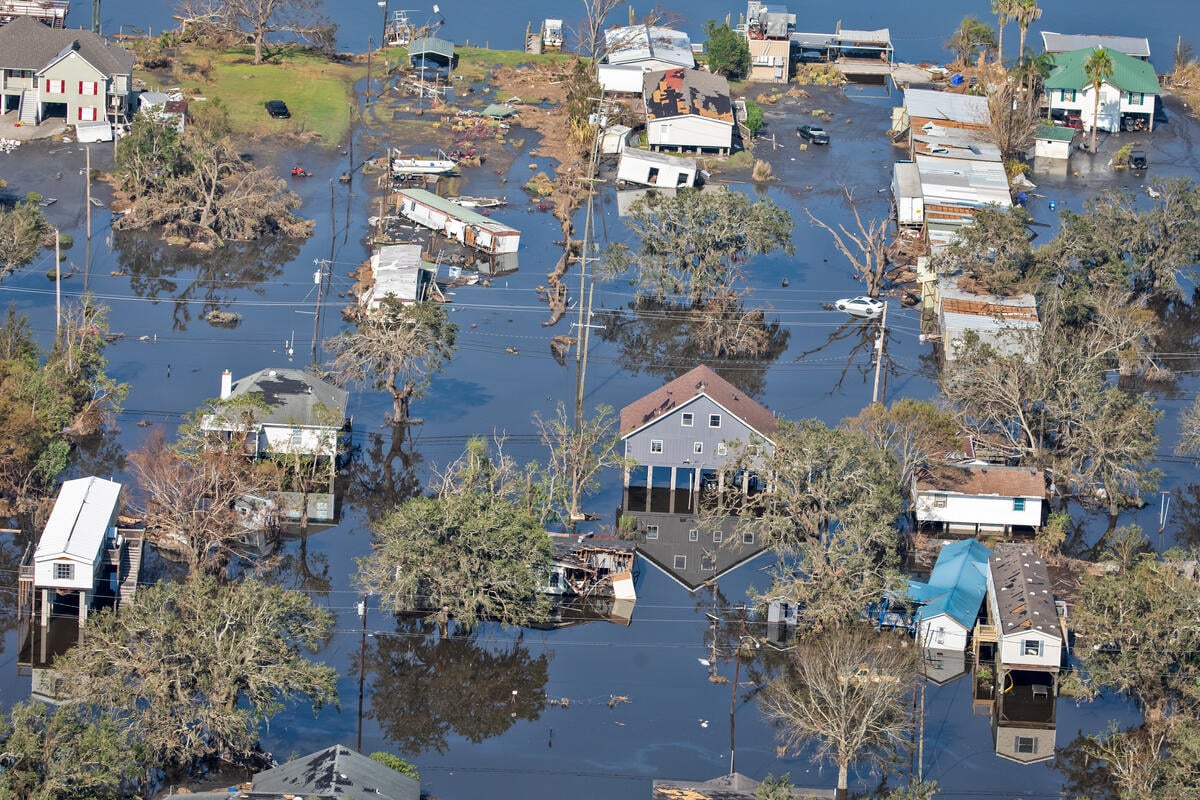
xmin=712 ymin=530 xmax=723 ymax=543
xmin=78 ymin=80 xmax=99 ymax=95
xmin=693 ymin=442 xmax=703 ymax=455
xmin=1012 ymin=497 xmax=1026 ymax=512
xmin=1128 ymin=92 xmax=1144 ymax=105
xmin=932 ymin=493 xmax=948 ymax=508
xmin=701 ymin=553 xmax=716 ymax=571
xmin=650 ymin=439 xmax=663 ymax=454
xmin=688 ymin=528 xmax=699 ymax=542
xmin=1059 ymin=88 xmax=1076 ymax=102
xmin=290 ymin=428 xmax=304 ymax=448
xmin=935 ymin=627 xmax=946 ymax=645
xmin=716 ymin=443 xmax=727 ymax=456
xmin=1014 ymin=736 xmax=1038 ymax=755
xmin=645 ymin=525 xmax=659 ymax=540
xmin=709 ymin=414 xmax=722 ymax=428
xmin=78 ymin=106 xmax=98 ymax=121
xmin=1022 ymin=639 xmax=1043 ymax=657
xmin=742 ymin=532 xmax=754 ymax=545
xmin=681 ymin=412 xmax=694 ymax=427
xmin=53 ymin=562 xmax=74 ymax=581
xmin=45 ymin=79 xmax=64 ymax=93
xmin=673 ymin=555 xmax=687 ymax=570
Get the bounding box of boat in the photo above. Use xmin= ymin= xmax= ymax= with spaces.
xmin=447 ymin=195 xmax=506 ymax=209
xmin=384 ymin=9 xmax=419 ymax=47
xmin=390 ymin=148 xmax=457 ymax=176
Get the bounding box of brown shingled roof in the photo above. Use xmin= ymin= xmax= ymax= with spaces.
xmin=989 ymin=545 xmax=1061 ymax=638
xmin=0 ymin=16 xmax=134 ymax=74
xmin=643 ymin=68 xmax=733 ymax=123
xmin=619 ymin=365 xmax=777 ymax=438
xmin=914 ymin=464 xmax=1045 ymax=498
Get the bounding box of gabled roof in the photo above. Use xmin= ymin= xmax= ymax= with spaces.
xmin=654 ymin=772 xmax=835 ymax=800
xmin=1045 ymin=47 xmax=1160 ymax=95
xmin=1041 ymin=31 xmax=1151 ymax=60
xmin=904 ymin=88 xmax=990 ymax=126
xmin=0 ymin=16 xmax=133 ymax=74
xmin=34 ymin=477 xmax=121 ymax=563
xmin=914 ymin=464 xmax=1045 ymax=498
xmin=409 ymin=36 xmax=455 ymax=60
xmin=1036 ymin=124 xmax=1078 ymax=143
xmin=908 ymin=539 xmax=992 ymax=631
xmin=216 ymin=368 xmax=348 ymax=429
xmin=989 ymin=545 xmax=1061 ymax=640
xmin=604 ymin=24 xmax=694 ymax=68
xmin=252 ymin=744 xmax=419 ymax=800
xmin=619 ymin=365 xmax=777 ymax=438
xmin=643 ymin=68 xmax=733 ymax=124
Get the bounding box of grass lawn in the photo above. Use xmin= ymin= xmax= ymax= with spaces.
xmin=380 ymin=45 xmax=574 ymax=84
xmin=142 ymin=45 xmax=364 ymax=145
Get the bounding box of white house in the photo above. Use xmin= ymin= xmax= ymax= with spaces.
xmin=1045 ymin=46 xmax=1160 ymax=133
xmin=986 ymin=546 xmax=1064 ymax=673
xmin=617 ymin=147 xmax=697 ymax=188
xmin=598 ymin=24 xmax=694 ymax=94
xmin=204 ymin=367 xmax=348 ymax=459
xmin=643 ymin=68 xmax=734 ymax=155
xmin=395 ymin=188 xmax=520 ymax=255
xmin=362 ymin=243 xmax=434 ymax=309
xmin=33 ymin=476 xmax=121 ymax=623
xmin=913 ymin=464 xmax=1046 ymax=535
xmin=906 ymin=538 xmax=992 ymax=653
xmin=914 ymin=155 xmax=1011 ymax=250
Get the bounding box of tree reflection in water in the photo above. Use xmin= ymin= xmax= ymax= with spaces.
xmin=594 ymin=299 xmax=790 ymax=399
xmin=344 ymin=423 xmax=425 ymax=525
xmin=795 ymin=316 xmax=902 ymax=397
xmin=113 ymin=230 xmax=302 ymax=332
xmin=365 ymin=617 xmax=551 ymax=756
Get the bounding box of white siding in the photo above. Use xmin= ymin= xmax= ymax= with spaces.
xmin=917 ymin=616 xmax=970 ymax=651
xmin=647 ymin=115 xmax=732 ymax=152
xmin=997 ymin=629 xmax=1062 ymax=670
xmin=914 ymin=491 xmax=1043 ymax=530
xmin=260 ymin=424 xmax=340 ymax=459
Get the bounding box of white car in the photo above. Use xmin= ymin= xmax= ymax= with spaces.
xmin=835 ymin=296 xmax=885 ymax=319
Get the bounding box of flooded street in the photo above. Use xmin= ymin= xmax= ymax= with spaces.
xmin=3 ymin=3 xmax=1200 ymax=798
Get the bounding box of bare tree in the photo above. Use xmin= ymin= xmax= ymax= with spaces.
xmin=841 ymin=398 xmax=961 ymax=500
xmin=324 ymin=299 xmax=457 ymax=425
xmin=807 ymin=189 xmax=894 ymax=297
xmin=985 ymin=71 xmax=1041 ymax=160
xmin=572 ymin=0 xmax=625 ymax=65
xmin=534 ymin=402 xmax=627 ymax=529
xmin=760 ymin=625 xmax=915 ymax=800
xmin=176 ymin=0 xmax=335 ymax=64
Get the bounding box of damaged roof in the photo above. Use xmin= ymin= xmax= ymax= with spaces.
xmin=643 ymin=68 xmax=733 ymax=123
xmin=619 ymin=365 xmax=777 ymax=438
xmin=989 ymin=545 xmax=1062 ymax=640
xmin=915 ymin=464 xmax=1045 ymax=498
xmin=252 ymin=744 xmax=419 ymax=799
xmin=217 ymin=368 xmax=348 ymax=428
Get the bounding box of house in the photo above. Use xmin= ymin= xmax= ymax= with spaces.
xmin=936 ymin=276 xmax=1039 ymax=361
xmin=984 ymin=545 xmax=1064 ymax=674
xmin=653 ymin=772 xmax=835 ymax=800
xmin=617 ymin=147 xmax=698 ymax=188
xmin=745 ymin=1 xmax=795 ymax=83
xmin=137 ymin=91 xmax=187 ymax=131
xmin=1033 ymin=124 xmax=1076 ymax=159
xmin=395 ymin=188 xmax=520 ymax=255
xmin=0 ymin=16 xmax=135 ymax=129
xmin=913 ymin=464 xmax=1047 ymax=535
xmin=906 ymin=539 xmax=992 ymax=652
xmin=182 ymin=744 xmax=420 ymax=800
xmin=1044 ymin=46 xmax=1160 ymax=133
xmin=545 ymin=535 xmax=637 ymax=599
xmin=914 ymin=155 xmax=1011 ymax=249
xmin=409 ymin=36 xmax=455 ymax=72
xmin=0 ymin=0 xmax=68 ymax=28
xmin=643 ymin=68 xmax=734 ymax=155
xmin=829 ymin=26 xmax=894 ymax=77
xmin=361 ymin=243 xmax=434 ymax=309
xmin=1041 ymin=31 xmax=1151 ymax=61
xmin=901 ymin=88 xmax=990 ymax=160
xmin=911 ymin=125 xmax=1002 ymax=162
xmin=598 ymin=24 xmax=694 ymax=94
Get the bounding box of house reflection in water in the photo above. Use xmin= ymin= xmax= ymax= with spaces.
xmin=617 ymin=365 xmax=778 ymax=591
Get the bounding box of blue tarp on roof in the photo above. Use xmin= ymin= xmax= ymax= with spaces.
xmin=907 ymin=539 xmax=992 ymax=630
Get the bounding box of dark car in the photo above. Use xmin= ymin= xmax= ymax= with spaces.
xmin=1130 ymin=150 xmax=1148 ymax=170
xmin=796 ymin=124 xmax=830 ymax=144
xmin=265 ymin=100 xmax=291 ymax=119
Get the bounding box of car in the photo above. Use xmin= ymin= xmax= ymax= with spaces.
xmin=835 ymin=296 xmax=885 ymax=319
xmin=1129 ymin=150 xmax=1148 ymax=170
xmin=796 ymin=124 xmax=830 ymax=145
xmin=265 ymin=100 xmax=291 ymax=119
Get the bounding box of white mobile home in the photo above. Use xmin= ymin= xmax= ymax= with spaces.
xmin=913 ymin=464 xmax=1046 ymax=535
xmin=986 ymin=546 xmax=1064 ymax=673
xmin=362 ymin=243 xmax=434 ymax=309
xmin=598 ymin=25 xmax=694 ymax=94
xmin=33 ymin=476 xmax=121 ymax=623
xmin=617 ymin=148 xmax=697 ymax=188
xmin=396 ymin=188 xmax=520 ymax=255
xmin=643 ymin=68 xmax=734 ymax=155
xmin=936 ymin=276 xmax=1040 ymax=362
xmin=892 ymin=161 xmax=923 ymax=227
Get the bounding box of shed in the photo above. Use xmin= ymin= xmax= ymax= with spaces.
xmin=601 ymin=123 xmax=633 ymax=155
xmin=1034 ymin=124 xmax=1076 ymax=159
xmin=409 ymin=37 xmax=455 ymax=70
xmin=906 ymin=539 xmax=992 ymax=652
xmin=617 ymin=147 xmax=697 ymax=188
xmin=363 ymin=243 xmax=434 ymax=309
xmin=396 ymin=188 xmax=520 ymax=254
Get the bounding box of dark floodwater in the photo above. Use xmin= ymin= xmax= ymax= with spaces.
xmin=2 ymin=2 xmax=1199 ymax=799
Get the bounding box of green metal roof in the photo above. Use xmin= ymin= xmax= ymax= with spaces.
xmin=1044 ymin=46 xmax=1160 ymax=95
xmin=1036 ymin=124 xmax=1077 ymax=142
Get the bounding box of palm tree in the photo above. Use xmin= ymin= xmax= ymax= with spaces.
xmin=1013 ymin=0 xmax=1043 ymax=59
xmin=992 ymin=0 xmax=1017 ymax=64
xmin=1013 ymin=48 xmax=1054 ymax=114
xmin=1084 ymin=46 xmax=1115 ymax=152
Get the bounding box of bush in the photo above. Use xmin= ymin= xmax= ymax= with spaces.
xmin=1112 ymin=144 xmax=1133 ymax=167
xmin=751 ymin=159 xmax=774 ymax=182
xmin=370 ymin=751 xmax=420 ymax=781
xmin=744 ymin=98 xmax=764 ymax=137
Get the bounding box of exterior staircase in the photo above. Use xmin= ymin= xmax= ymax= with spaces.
xmin=17 ymin=89 xmax=39 ymax=126
xmin=118 ymin=531 xmax=144 ymax=606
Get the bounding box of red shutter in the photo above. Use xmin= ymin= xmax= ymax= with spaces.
xmin=78 ymin=81 xmax=83 ymax=94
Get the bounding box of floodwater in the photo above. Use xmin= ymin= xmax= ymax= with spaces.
xmin=1 ymin=2 xmax=1199 ymax=799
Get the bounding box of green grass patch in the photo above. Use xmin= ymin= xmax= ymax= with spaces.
xmin=451 ymin=47 xmax=573 ymax=83
xmin=143 ymin=45 xmax=364 ymax=146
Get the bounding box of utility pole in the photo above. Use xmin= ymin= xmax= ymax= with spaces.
xmin=85 ymin=146 xmax=92 ymax=242
xmin=312 ymin=259 xmax=326 ymax=360
xmin=573 ymin=96 xmax=608 ymax=437
xmin=871 ymin=301 xmax=888 ymax=404
xmin=54 ymin=228 xmax=61 ymax=338
xmin=356 ymin=595 xmax=368 ymax=751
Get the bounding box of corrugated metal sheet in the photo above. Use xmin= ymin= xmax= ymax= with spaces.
xmin=1040 ymin=31 xmax=1150 ymax=59
xmin=904 ymin=88 xmax=990 ymax=126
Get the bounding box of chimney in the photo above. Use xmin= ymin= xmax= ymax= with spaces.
xmin=220 ymin=369 xmax=232 ymax=400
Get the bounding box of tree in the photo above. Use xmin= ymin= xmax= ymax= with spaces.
xmin=0 ymin=701 xmax=145 ymax=800
xmin=1085 ymin=47 xmax=1115 ymax=152
xmin=1177 ymin=394 xmax=1200 ymax=461
xmin=53 ymin=574 xmax=337 ymax=768
xmin=703 ymin=20 xmax=750 ymax=79
xmin=807 ymin=189 xmax=894 ymax=297
xmin=607 ymin=187 xmax=793 ymax=305
xmin=985 ymin=72 xmax=1042 ymax=161
xmin=0 ymin=201 xmax=50 ymax=279
xmin=744 ymin=98 xmax=765 ymax=137
xmin=991 ymin=0 xmax=1015 ymax=64
xmin=356 ymin=437 xmax=553 ymax=629
xmin=946 ymin=16 xmax=997 ymax=65
xmin=755 ymin=774 xmax=795 ymax=800
xmin=841 ymin=398 xmax=960 ymax=500
xmin=113 ymin=110 xmax=182 ymax=201
xmin=1012 ymin=0 xmax=1043 ymax=60
xmin=931 ymin=205 xmax=1033 ymax=293
xmin=176 ymin=0 xmax=335 ymax=64
xmin=760 ymin=626 xmax=915 ymax=799
xmin=534 ymin=402 xmax=626 ymax=528
xmin=571 ymin=0 xmax=625 ymax=64
xmin=369 ymin=752 xmax=421 ymax=782
xmin=324 ymin=299 xmax=457 ymax=424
